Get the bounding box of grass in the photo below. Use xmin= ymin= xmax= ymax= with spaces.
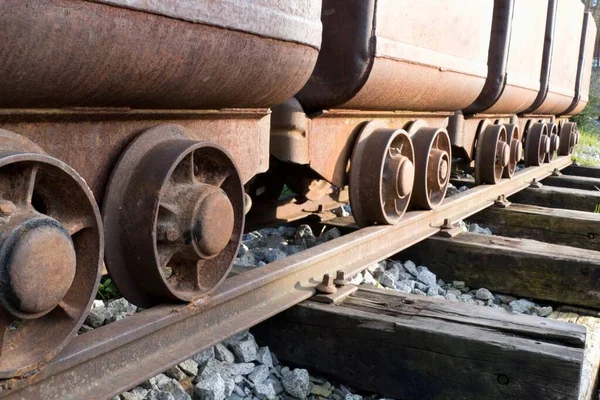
xmin=572 ymin=125 xmax=600 ymax=167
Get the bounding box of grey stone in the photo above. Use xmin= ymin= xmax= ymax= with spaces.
xmin=122 ymin=391 xmax=144 ymax=400
xmin=165 ymin=366 xmax=187 ymax=381
xmin=178 ymin=359 xmax=198 ymax=377
xmin=228 ymin=363 xmax=256 ymax=377
xmin=264 ymin=249 xmax=287 ymax=263
xmin=475 ymin=288 xmax=493 ymax=301
xmin=366 ymin=263 xmax=385 ymax=278
xmin=445 ymin=183 xmax=459 ymax=197
xmin=85 ymin=306 xmax=108 ymax=328
xmin=255 ymin=383 xmax=277 ymax=400
xmin=144 ymin=390 xmax=175 ymax=400
xmin=230 ymin=335 xmax=259 ymax=362
xmin=215 ymin=343 xmax=236 ymax=363
xmin=379 ymin=272 xmax=397 ymax=289
xmin=431 ymin=295 xmax=445 ymax=300
xmin=320 ymin=228 xmax=341 ymax=242
xmin=270 ymin=352 xmax=279 ymax=366
xmin=474 ymin=299 xmax=485 ymax=306
xmin=402 ymin=260 xmax=418 ymax=276
xmin=237 ymin=243 xmax=249 ymax=258
xmin=445 ymin=293 xmax=459 ymax=302
xmin=277 ymin=226 xmax=297 ymax=239
xmin=224 ymin=379 xmax=235 ymax=397
xmin=349 ymin=273 xmax=363 ymax=285
xmin=294 ymin=225 xmax=314 ymax=240
xmin=361 ymin=271 xmax=378 ymax=287
xmin=452 ymin=281 xmax=466 ymax=290
xmin=267 ymin=377 xmax=284 ymax=395
xmin=283 ymin=244 xmax=306 ymax=256
xmin=226 ymin=395 xmax=244 ymax=400
xmin=385 ymin=264 xmax=402 ymax=281
xmin=413 ymin=289 xmax=427 ymax=296
xmin=458 ymin=294 xmax=475 ymax=304
xmin=106 ymin=297 xmax=137 ymax=323
xmin=345 ymin=395 xmax=362 ymax=400
xmin=416 ymin=267 xmax=437 ymax=287
xmin=259 ymin=228 xmax=278 ymax=236
xmin=534 ymin=306 xmax=553 ymax=318
xmin=281 ymin=369 xmax=310 ymax=399
xmin=159 ymin=380 xmax=191 ymax=400
xmin=77 ymin=324 xmax=94 ymax=334
xmin=260 ymin=234 xmax=287 ymax=249
xmin=193 ymin=347 xmax=216 ymax=367
xmin=437 ymin=279 xmax=446 ymax=287
xmin=446 ymin=288 xmax=462 ymax=296
xmin=198 ymin=359 xmax=255 ymax=382
xmin=398 ymin=271 xmax=413 ymax=281
xmin=395 ymin=281 xmax=412 ymax=293
xmin=151 ymin=374 xmax=173 ymax=390
xmin=256 ymin=347 xmax=273 ymax=368
xmin=235 ymin=252 xmax=257 ymax=267
xmin=195 ymin=373 xmax=226 ymax=400
xmin=248 ymin=365 xmax=269 ymax=384
xmin=233 ymin=385 xmax=246 ymax=397
xmin=469 ymin=223 xmax=492 ymax=235
xmin=397 ymin=280 xmax=415 ymax=290
xmin=413 ymin=281 xmax=428 ymax=292
xmin=509 ymin=299 xmax=536 ymax=314
xmin=496 ymin=294 xmax=518 ymax=304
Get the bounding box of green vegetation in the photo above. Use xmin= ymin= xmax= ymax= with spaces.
xmin=96 ymin=277 xmax=120 ymax=300
xmin=571 ymin=96 xmax=600 ymax=167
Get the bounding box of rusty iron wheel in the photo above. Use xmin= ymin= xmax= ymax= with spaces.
xmin=0 ymin=129 xmax=103 ymax=378
xmin=501 ymin=124 xmax=522 ymax=179
xmin=407 ymin=121 xmax=451 ymax=210
xmin=545 ymin=123 xmax=560 ymax=162
xmin=103 ymin=125 xmax=244 ymax=308
xmin=524 ymin=123 xmax=549 ymax=167
xmin=558 ymin=122 xmax=578 ymax=156
xmin=349 ymin=121 xmax=415 ymax=227
xmin=475 ymin=121 xmax=509 ymax=184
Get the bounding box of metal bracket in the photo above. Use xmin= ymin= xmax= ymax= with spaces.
xmin=437 ymin=218 xmax=464 ymax=238
xmin=313 ymin=285 xmax=358 ymax=304
xmin=494 ymin=195 xmax=511 ymax=208
xmin=529 ymin=178 xmax=543 ymax=188
xmin=551 ymin=168 xmax=562 ymax=177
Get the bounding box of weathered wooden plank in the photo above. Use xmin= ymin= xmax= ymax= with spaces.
xmin=509 ymin=186 xmax=600 ymax=213
xmin=254 ymin=287 xmax=585 ymax=400
xmin=468 ymin=204 xmax=600 ymax=251
xmin=400 ymin=233 xmax=600 ymax=309
xmin=543 ymin=175 xmax=600 ymax=191
xmin=550 ymin=307 xmax=600 ymax=400
xmin=563 ymin=165 xmax=600 ymax=179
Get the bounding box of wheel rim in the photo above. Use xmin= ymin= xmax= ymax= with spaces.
xmin=103 ymin=125 xmax=244 ymax=308
xmin=501 ymin=124 xmax=521 ymax=179
xmin=475 ymin=121 xmax=509 ymax=184
xmin=524 ymin=123 xmax=548 ymax=167
xmin=559 ymin=122 xmax=577 ymax=156
xmin=350 ymin=121 xmax=415 ymax=227
xmin=407 ymin=121 xmax=451 ymax=210
xmin=0 ymin=130 xmax=102 ymax=378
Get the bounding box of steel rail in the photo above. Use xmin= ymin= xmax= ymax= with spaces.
xmin=0 ymin=156 xmax=572 ymax=400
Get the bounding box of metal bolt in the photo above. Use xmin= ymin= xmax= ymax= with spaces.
xmin=0 ymin=200 xmax=16 ymax=216
xmin=316 ymin=274 xmax=337 ymax=294
xmin=529 ymin=179 xmax=542 ymax=189
xmin=165 ymin=228 xmax=180 ymax=242
xmin=441 ymin=218 xmax=452 ymax=230
xmin=551 ymin=168 xmax=562 ymax=177
xmin=333 ymin=270 xmax=349 ymax=287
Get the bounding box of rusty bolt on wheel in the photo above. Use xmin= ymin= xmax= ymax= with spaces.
xmin=316 ymin=274 xmax=338 ymax=294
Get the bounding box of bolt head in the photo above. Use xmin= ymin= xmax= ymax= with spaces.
xmin=0 ymin=200 xmax=16 ymax=216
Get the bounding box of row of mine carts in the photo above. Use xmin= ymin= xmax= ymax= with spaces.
xmin=0 ymin=0 xmax=595 ymax=380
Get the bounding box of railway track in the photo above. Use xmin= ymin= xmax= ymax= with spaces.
xmin=1 ymin=155 xmax=584 ymax=400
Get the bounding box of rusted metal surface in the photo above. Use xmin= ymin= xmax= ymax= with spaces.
xmin=0 ymin=109 xmax=270 ymax=193
xmin=0 ymin=156 xmax=572 ymax=400
xmin=296 ymin=0 xmax=492 ymax=112
xmin=464 ymin=0 xmax=548 ymax=115
xmin=565 ymin=12 xmax=598 ymax=116
xmin=103 ymin=125 xmax=244 ymax=308
xmin=270 ymin=108 xmax=450 ymax=187
xmin=475 ymin=122 xmax=509 ymax=184
xmin=502 ymin=124 xmax=522 ymax=178
xmin=0 ymin=0 xmax=320 ymax=109
xmin=525 ymin=123 xmax=550 ymax=167
xmin=559 ymin=122 xmax=578 ymax=156
xmin=530 ymin=0 xmax=584 ymax=115
xmin=408 ymin=122 xmax=451 ymax=210
xmin=349 ymin=121 xmax=414 ymax=226
xmin=545 ymin=123 xmax=560 ymax=162
xmin=93 ymin=0 xmax=322 ymax=48
xmin=0 ymin=130 xmax=103 ymax=379
xmin=245 ymin=189 xmax=349 ymax=231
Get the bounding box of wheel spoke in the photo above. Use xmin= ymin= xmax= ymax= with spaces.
xmin=57 ymin=300 xmax=79 ymax=320
xmin=157 ymin=244 xmax=177 ymax=268
xmin=3 ymin=164 xmax=38 ymax=207
xmin=61 ymin=215 xmax=95 ymax=236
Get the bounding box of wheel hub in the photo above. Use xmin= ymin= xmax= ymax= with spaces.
xmin=192 ymin=187 xmax=235 ymax=259
xmin=1 ymin=214 xmax=76 ymax=317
